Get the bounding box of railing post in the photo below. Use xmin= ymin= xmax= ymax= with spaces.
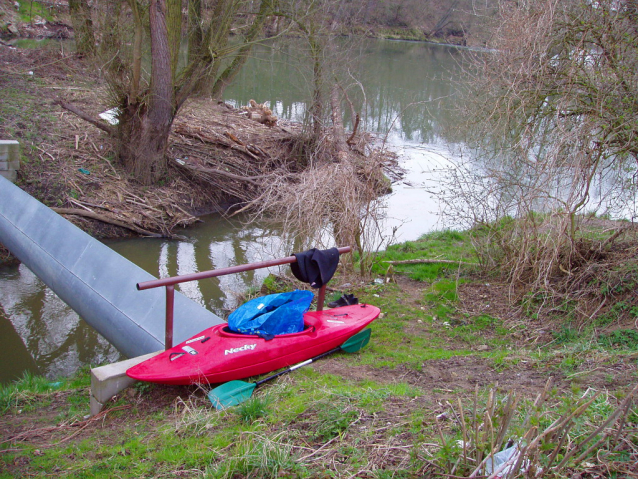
xmin=317 ymin=284 xmax=326 ymax=311
xmin=165 ymin=285 xmax=175 ymax=350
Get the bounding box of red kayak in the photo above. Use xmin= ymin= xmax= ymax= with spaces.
xmin=126 ymin=303 xmax=380 ymax=385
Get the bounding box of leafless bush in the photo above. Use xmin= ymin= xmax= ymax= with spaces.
xmin=431 ymin=380 xmax=638 ymax=478
xmin=241 ymin=141 xmax=392 ymax=277
xmin=442 ymin=0 xmax=638 ymax=309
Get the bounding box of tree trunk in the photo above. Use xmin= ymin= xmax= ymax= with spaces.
xmin=120 ymin=0 xmax=175 ymax=185
xmin=69 ymin=0 xmax=95 ymax=56
xmin=98 ymin=1 xmax=124 ymax=74
xmin=187 ymin=0 xmax=203 ymax=65
xmin=119 ymin=106 xmax=173 ymax=186
xmin=310 ymin=35 xmax=324 ymax=143
xmin=129 ymin=0 xmax=143 ymax=100
xmin=191 ymin=0 xmax=235 ymax=95
xmin=330 ymin=84 xmax=349 ymax=162
xmin=62 ymin=0 xmax=279 ymax=186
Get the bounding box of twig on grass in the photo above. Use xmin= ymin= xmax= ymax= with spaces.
xmin=384 ymin=259 xmax=479 ymax=266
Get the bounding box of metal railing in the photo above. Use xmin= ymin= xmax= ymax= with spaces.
xmin=137 ymin=246 xmax=352 ymax=349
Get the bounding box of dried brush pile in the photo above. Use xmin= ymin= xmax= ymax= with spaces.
xmin=17 ymin=95 xmax=394 ymax=247
xmin=462 ymin=214 xmax=638 ymax=329
xmin=171 ymin=98 xmax=397 ymax=269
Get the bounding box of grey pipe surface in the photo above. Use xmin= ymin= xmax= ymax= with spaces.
xmin=0 ymin=176 xmax=222 ymax=358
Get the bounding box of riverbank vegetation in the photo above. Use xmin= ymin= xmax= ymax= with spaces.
xmin=1 ymin=230 xmax=637 ymax=477
xmin=0 ymin=0 xmax=498 ymax=48
xmin=442 ymin=0 xmax=638 ymax=330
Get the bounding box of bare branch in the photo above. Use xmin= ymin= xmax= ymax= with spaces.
xmin=54 ymin=100 xmax=116 ymax=136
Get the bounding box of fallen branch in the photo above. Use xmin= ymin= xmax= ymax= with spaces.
xmin=54 ymin=100 xmax=116 ymax=136
xmin=347 ymin=114 xmax=360 ymax=145
xmin=173 ymin=125 xmax=262 ymax=161
xmin=338 ymin=84 xmax=360 ymax=145
xmin=600 ymin=226 xmax=636 ymax=249
xmin=51 ymin=208 xmax=164 ymax=238
xmin=2 ymin=405 xmax=132 ymax=447
xmin=383 ymin=259 xmax=479 ymax=266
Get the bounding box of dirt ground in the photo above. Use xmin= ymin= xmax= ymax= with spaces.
xmin=319 ymin=276 xmax=638 ymax=398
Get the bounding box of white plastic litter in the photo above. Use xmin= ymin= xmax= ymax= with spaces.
xmin=485 ymin=444 xmax=523 ymax=478
xmin=99 ymin=108 xmax=120 ymax=125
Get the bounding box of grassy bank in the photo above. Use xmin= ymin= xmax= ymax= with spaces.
xmin=2 ymin=231 xmax=637 ymax=478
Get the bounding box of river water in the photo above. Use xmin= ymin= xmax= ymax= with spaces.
xmin=0 ymin=39 xmax=463 ymax=384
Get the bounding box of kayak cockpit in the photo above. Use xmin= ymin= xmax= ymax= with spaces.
xmin=217 ymin=321 xmax=317 ymax=339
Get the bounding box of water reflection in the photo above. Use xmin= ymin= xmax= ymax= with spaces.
xmin=106 ymin=216 xmax=285 ymax=317
xmin=224 ymin=38 xmax=462 ymax=143
xmin=0 ymin=265 xmax=120 ymax=383
xmin=383 ymin=140 xmax=456 ymax=239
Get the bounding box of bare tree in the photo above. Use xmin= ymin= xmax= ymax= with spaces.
xmin=444 ymin=0 xmax=638 ymax=303
xmin=58 ymin=0 xmax=276 ymax=185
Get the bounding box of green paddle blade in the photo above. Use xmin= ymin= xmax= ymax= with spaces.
xmin=208 ymin=380 xmax=257 ymax=410
xmin=341 ymin=328 xmax=372 ymax=353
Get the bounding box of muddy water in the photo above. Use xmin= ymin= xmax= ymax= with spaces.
xmin=0 ymin=40 xmax=463 ymax=384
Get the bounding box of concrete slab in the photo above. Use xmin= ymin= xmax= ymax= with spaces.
xmin=90 ymin=395 xmax=105 ymax=417
xmin=90 ymin=351 xmax=162 ymax=416
xmin=0 ymin=170 xmax=16 ymax=182
xmin=0 ymin=141 xmax=19 ymax=184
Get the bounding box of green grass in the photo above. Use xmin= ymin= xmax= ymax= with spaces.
xmin=0 ymin=371 xmax=64 ymax=413
xmin=449 ymin=314 xmax=508 ymax=346
xmin=2 ymin=230 xmax=638 ymax=477
xmin=0 ymin=84 xmax=56 ymax=159
xmin=424 ymin=278 xmax=462 ymax=302
xmin=2 ymin=331 xmax=636 ymax=478
xmin=552 ymin=325 xmax=581 ymax=344
xmin=235 ymin=394 xmax=272 ymax=423
xmin=10 ymin=38 xmax=58 ymax=49
xmin=16 ymin=1 xmax=54 ymax=23
xmin=205 ymin=433 xmax=303 ymax=478
xmin=598 ymin=329 xmax=638 ymax=350
xmin=375 ymin=27 xmax=427 ymax=41
xmin=310 ymin=397 xmax=359 ymax=441
xmin=595 ymin=300 xmax=638 ymax=327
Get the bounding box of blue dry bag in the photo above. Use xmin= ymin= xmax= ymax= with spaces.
xmin=228 ymin=290 xmax=314 ymax=338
